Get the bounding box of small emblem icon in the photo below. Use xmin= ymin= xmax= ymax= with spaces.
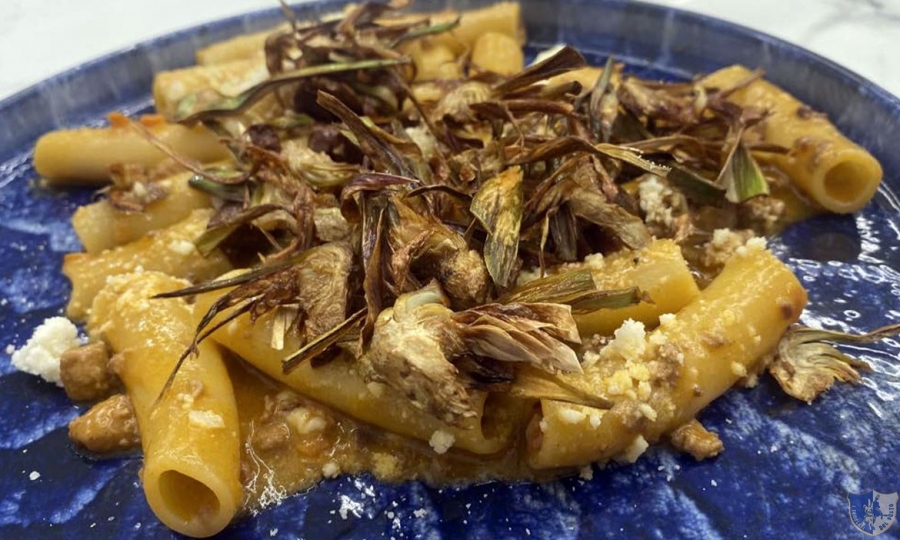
xmin=848 ymin=490 xmax=898 ymax=536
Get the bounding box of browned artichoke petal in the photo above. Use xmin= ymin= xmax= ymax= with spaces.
xmin=769 ymin=323 xmax=900 ymax=402
xmin=470 ymin=166 xmax=524 ymax=288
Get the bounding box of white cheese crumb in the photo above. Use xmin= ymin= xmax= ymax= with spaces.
xmin=736 ymin=236 xmax=768 ymax=257
xmin=29 ymin=471 xmax=41 ymax=481
xmin=167 ymin=239 xmax=196 ymax=256
xmin=12 ymin=317 xmax=82 ymax=386
xmin=558 ymin=407 xmax=587 ymax=424
xmin=287 ymin=407 xmax=327 ymax=434
xmin=579 ymin=465 xmax=594 ymax=480
xmin=711 ymin=479 xmax=718 ymax=487
xmin=539 ymin=417 xmax=549 ymax=433
xmin=658 ymin=313 xmax=676 ymax=326
xmin=618 ymin=435 xmax=649 ymax=464
xmin=583 ymin=252 xmax=605 ymax=270
xmin=322 ymin=461 xmax=341 ymax=478
xmin=581 ymin=349 xmax=602 ymax=369
xmin=638 ymin=176 xmax=674 ymax=227
xmin=589 ymin=412 xmax=602 ymax=428
xmin=428 ymin=430 xmax=456 ymax=454
xmin=270 ymin=528 xmax=279 ymax=537
xmin=413 ymin=509 xmax=428 ymax=519
xmin=602 ymin=319 xmax=647 ymax=364
xmin=637 ymin=403 xmax=658 ymax=421
xmin=703 ymin=228 xmax=758 ymax=266
xmin=188 ymin=410 xmax=225 ymax=429
xmin=4 ymin=344 xmax=14 ymax=355
xmin=649 ymin=332 xmax=669 ymax=347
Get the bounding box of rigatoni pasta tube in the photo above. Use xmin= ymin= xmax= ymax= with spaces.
xmin=63 ymin=209 xmax=231 ymax=320
xmin=703 ymin=65 xmax=883 ymax=213
xmin=422 ymin=2 xmax=524 ymax=54
xmin=575 ymin=239 xmax=701 ymax=336
xmin=193 ymin=282 xmax=516 ymax=455
xmin=88 ymin=272 xmax=241 ymax=538
xmin=528 ymin=244 xmax=807 ymax=468
xmin=153 ymin=58 xmax=269 ymax=120
xmin=33 ymin=116 xmax=228 ymax=184
xmin=72 ymin=171 xmax=212 ymax=254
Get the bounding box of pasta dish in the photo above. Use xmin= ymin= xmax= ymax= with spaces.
xmin=10 ymin=1 xmax=898 ymax=537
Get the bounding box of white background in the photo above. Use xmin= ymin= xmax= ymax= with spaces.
xmin=0 ymin=0 xmax=898 ymax=100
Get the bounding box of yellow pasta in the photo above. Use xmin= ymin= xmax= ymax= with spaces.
xmin=88 ymin=272 xmax=241 ymax=538
xmin=703 ymin=65 xmax=883 ymax=213
xmin=192 ymin=280 xmax=518 ymax=455
xmin=63 ymin=209 xmax=231 ymax=320
xmin=153 ymin=58 xmax=270 ymax=120
xmin=33 ymin=118 xmax=229 ymax=184
xmin=423 ymin=1 xmax=523 ymax=54
xmin=72 ymin=170 xmax=212 ymax=254
xmin=407 ymin=41 xmax=463 ymax=80
xmin=528 ymin=244 xmax=807 ymax=468
xmin=471 ymin=32 xmax=524 ymax=75
xmin=574 ymin=239 xmax=701 ymax=336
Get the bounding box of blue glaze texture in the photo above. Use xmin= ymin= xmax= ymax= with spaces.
xmin=1 ymin=1 xmax=899 ymax=538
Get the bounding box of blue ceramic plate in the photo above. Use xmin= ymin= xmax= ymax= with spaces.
xmin=1 ymin=1 xmax=899 ymax=538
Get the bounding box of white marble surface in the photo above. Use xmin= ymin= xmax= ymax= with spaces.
xmin=0 ymin=0 xmax=898 ymax=101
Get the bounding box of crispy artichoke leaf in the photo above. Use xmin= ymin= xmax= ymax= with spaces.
xmin=719 ymin=141 xmax=770 ymax=203
xmin=493 ymin=46 xmax=587 ymax=95
xmin=566 ymin=186 xmax=651 ymax=250
xmin=388 ymin=196 xmax=490 ymax=308
xmin=296 ymin=242 xmax=354 ymax=340
xmin=770 ymin=323 xmax=900 ymax=402
xmin=503 ymin=269 xmax=647 ymax=314
xmin=512 ymin=136 xmax=670 ymax=177
xmin=454 ymin=303 xmax=582 ymax=373
xmin=510 ymin=366 xmax=613 ymax=409
xmin=282 ymin=309 xmax=366 ymax=373
xmin=470 ymin=166 xmax=524 ymax=288
xmin=667 ymin=164 xmax=726 ymax=206
xmin=588 ymin=56 xmax=618 ymax=142
xmin=176 ymin=57 xmax=410 ymax=123
xmin=317 ymin=91 xmax=416 ymax=177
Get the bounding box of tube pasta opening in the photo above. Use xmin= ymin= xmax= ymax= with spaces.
xmin=820 ymin=156 xmax=882 ymax=211
xmin=145 ymin=467 xmax=237 ymax=538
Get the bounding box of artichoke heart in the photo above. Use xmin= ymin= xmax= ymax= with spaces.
xmin=362 ymin=281 xmax=584 ymax=426
xmin=363 ymin=281 xmax=473 ymax=425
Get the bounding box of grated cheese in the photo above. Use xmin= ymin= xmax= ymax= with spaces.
xmin=558 ymin=407 xmax=586 ymax=424
xmin=12 ymin=317 xmax=82 ymax=386
xmin=618 ymin=435 xmax=649 ymax=464
xmin=428 ymin=430 xmax=456 ymax=454
xmin=287 ymin=407 xmax=328 ymax=434
xmin=638 ymin=176 xmax=675 ymax=227
xmin=322 ymin=461 xmax=341 ymax=478
xmin=603 ymin=319 xmax=647 ymax=365
xmin=188 ymin=410 xmax=225 ymax=429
